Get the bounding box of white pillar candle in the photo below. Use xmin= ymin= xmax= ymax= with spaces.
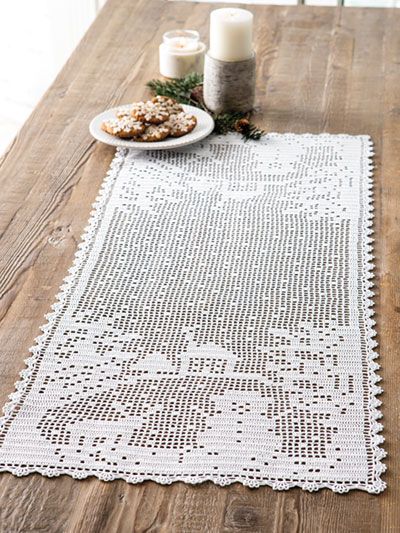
xmin=159 ymin=30 xmax=206 ymax=79
xmin=209 ymin=8 xmax=254 ymax=63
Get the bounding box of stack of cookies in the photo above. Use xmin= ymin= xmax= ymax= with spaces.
xmin=101 ymin=96 xmax=197 ymax=142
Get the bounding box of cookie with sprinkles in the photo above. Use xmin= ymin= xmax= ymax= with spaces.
xmin=131 ymin=101 xmax=169 ymax=124
xmin=165 ymin=112 xmax=197 ymax=138
xmin=101 ymin=117 xmax=146 ymax=138
xmin=115 ymin=105 xmax=132 ymax=119
xmin=134 ymin=124 xmax=171 ymax=142
xmin=152 ymin=96 xmax=183 ymax=115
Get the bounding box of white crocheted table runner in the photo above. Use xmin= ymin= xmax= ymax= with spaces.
xmin=0 ymin=134 xmax=385 ymax=493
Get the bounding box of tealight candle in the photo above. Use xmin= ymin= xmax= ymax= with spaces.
xmin=164 ymin=30 xmax=200 ymax=53
xmin=159 ymin=30 xmax=206 ymax=79
xmin=209 ymin=8 xmax=253 ymax=62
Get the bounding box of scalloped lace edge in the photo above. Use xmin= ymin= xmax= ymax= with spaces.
xmin=0 ymin=134 xmax=386 ymax=493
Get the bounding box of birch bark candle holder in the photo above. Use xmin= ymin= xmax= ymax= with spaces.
xmin=203 ymin=8 xmax=256 ymax=114
xmin=204 ymin=53 xmax=256 ymax=114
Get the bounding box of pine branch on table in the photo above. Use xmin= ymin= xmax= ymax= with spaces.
xmin=147 ymin=73 xmax=204 ymax=105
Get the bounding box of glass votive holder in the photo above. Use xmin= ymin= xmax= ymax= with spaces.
xmin=163 ymin=30 xmax=200 ymax=53
xmin=159 ymin=29 xmax=206 ymax=79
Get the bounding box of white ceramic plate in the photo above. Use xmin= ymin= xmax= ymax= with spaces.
xmin=89 ymin=104 xmax=214 ymax=150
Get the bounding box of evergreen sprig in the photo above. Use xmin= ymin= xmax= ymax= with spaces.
xmin=213 ymin=112 xmax=244 ymax=135
xmin=147 ymin=73 xmax=204 ymax=106
xmin=146 ymin=73 xmax=266 ymax=141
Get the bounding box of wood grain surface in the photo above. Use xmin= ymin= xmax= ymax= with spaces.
xmin=0 ymin=1 xmax=399 ymax=531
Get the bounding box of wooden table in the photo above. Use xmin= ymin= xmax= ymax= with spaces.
xmin=0 ymin=1 xmax=399 ymax=531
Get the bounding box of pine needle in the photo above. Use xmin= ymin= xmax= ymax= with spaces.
xmin=147 ymin=73 xmax=203 ymax=105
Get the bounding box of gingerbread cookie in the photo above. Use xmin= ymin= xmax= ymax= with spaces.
xmin=101 ymin=117 xmax=146 ymax=138
xmin=130 ymin=101 xmax=169 ymax=124
xmin=165 ymin=112 xmax=197 ymax=138
xmin=115 ymin=106 xmax=132 ymax=119
xmin=152 ymin=95 xmax=183 ymax=115
xmin=134 ymin=124 xmax=171 ymax=142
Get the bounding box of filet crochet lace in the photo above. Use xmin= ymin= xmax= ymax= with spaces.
xmin=0 ymin=133 xmax=386 ymax=493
